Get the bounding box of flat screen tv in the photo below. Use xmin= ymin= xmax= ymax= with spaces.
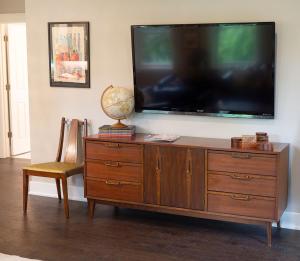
xmin=131 ymin=22 xmax=275 ymax=119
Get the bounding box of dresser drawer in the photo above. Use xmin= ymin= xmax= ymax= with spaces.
xmin=86 ymin=141 xmax=143 ymax=163
xmin=207 ymin=151 xmax=276 ymax=176
xmin=208 ymin=172 xmax=276 ymax=197
xmin=86 ymin=179 xmax=143 ymax=203
xmin=208 ymin=192 xmax=275 ymax=219
xmin=86 ymin=160 xmax=142 ymax=183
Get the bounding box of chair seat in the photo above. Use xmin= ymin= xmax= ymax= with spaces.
xmin=23 ymin=162 xmax=83 ymax=175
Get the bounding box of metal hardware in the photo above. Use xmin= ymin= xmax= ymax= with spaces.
xmin=231 ymin=174 xmax=252 ymax=181
xmin=186 ymin=159 xmax=192 ymax=174
xmin=232 ymin=153 xmax=251 ymax=159
xmin=158 ymin=157 xmax=161 ymax=170
xmin=105 ymin=180 xmax=134 ymax=186
xmin=105 ymin=143 xmax=120 ymax=148
xmin=8 ymin=131 xmax=12 ymax=138
xmin=105 ymin=180 xmax=121 ymax=185
xmin=156 ymin=156 xmax=160 ymax=171
xmin=186 ymin=149 xmax=192 ymax=175
xmin=3 ymin=32 xmax=12 ymax=156
xmin=104 ymin=161 xmax=119 ymax=167
xmin=230 ymin=194 xmax=250 ymax=201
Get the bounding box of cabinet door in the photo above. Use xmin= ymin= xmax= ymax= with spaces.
xmin=144 ymin=145 xmax=160 ymax=204
xmin=160 ymin=146 xmax=188 ymax=208
xmin=144 ymin=145 xmax=205 ymax=210
xmin=160 ymin=147 xmax=205 ymax=210
xmin=190 ymin=148 xmax=205 ymax=210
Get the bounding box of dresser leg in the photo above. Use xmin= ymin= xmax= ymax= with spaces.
xmin=266 ymin=222 xmax=272 ymax=247
xmin=277 ymin=220 xmax=281 ymax=229
xmin=114 ymin=206 xmax=119 ymax=215
xmin=88 ymin=199 xmax=95 ymax=218
xmin=23 ymin=171 xmax=29 ymax=214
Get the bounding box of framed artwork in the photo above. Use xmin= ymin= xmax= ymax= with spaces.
xmin=48 ymin=22 xmax=90 ymax=88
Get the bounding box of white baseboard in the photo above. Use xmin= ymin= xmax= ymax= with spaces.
xmin=29 ymin=180 xmax=86 ymax=202
xmin=29 ymin=180 xmax=300 ymax=230
xmin=277 ymin=211 xmax=300 ymax=230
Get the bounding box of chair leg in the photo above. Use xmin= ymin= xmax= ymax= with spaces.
xmin=61 ymin=177 xmax=69 ymax=219
xmin=23 ymin=171 xmax=29 ymax=214
xmin=55 ymin=178 xmax=62 ymax=201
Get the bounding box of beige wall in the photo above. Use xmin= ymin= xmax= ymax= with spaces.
xmin=0 ymin=13 xmax=25 ymax=23
xmin=25 ymin=0 xmax=300 ymax=213
xmin=0 ymin=0 xmax=25 ymax=14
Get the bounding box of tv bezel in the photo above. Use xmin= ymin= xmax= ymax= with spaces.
xmin=131 ymin=22 xmax=276 ymax=119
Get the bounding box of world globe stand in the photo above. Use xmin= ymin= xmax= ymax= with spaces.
xmin=111 ymin=119 xmax=128 ymax=129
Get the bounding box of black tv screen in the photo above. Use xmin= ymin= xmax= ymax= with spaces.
xmin=131 ymin=22 xmax=275 ymax=119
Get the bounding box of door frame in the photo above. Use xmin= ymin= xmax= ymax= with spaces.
xmin=0 ymin=24 xmax=10 ymax=158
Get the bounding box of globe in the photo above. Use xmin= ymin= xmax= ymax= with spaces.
xmin=101 ymin=85 xmax=134 ymax=128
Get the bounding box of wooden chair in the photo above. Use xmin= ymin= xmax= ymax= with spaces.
xmin=23 ymin=117 xmax=88 ymax=218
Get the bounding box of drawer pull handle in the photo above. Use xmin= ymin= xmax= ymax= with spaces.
xmin=105 ymin=180 xmax=134 ymax=186
xmin=231 ymin=195 xmax=251 ymax=201
xmin=156 ymin=157 xmax=161 ymax=172
xmin=186 ymin=149 xmax=192 ymax=175
xmin=105 ymin=162 xmax=120 ymax=167
xmin=232 ymin=153 xmax=251 ymax=159
xmin=186 ymin=159 xmax=192 ymax=175
xmin=231 ymin=174 xmax=252 ymax=181
xmin=104 ymin=143 xmax=120 ymax=148
xmin=105 ymin=180 xmax=121 ymax=185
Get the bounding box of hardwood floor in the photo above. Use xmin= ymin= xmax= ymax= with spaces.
xmin=0 ymin=158 xmax=300 ymax=261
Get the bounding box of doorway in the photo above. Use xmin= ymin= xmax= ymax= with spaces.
xmin=0 ymin=23 xmax=30 ymax=159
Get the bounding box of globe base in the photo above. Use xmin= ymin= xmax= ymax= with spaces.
xmin=111 ymin=119 xmax=128 ymax=129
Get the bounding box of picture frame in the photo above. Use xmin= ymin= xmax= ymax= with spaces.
xmin=48 ymin=22 xmax=90 ymax=88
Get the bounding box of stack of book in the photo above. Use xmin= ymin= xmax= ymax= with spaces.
xmin=98 ymin=125 xmax=136 ymax=138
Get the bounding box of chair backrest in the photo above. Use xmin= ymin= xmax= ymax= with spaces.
xmin=55 ymin=117 xmax=88 ymax=164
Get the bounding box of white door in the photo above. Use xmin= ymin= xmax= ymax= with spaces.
xmin=7 ymin=23 xmax=30 ymax=156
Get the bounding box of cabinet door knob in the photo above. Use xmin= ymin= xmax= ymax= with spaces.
xmin=186 ymin=149 xmax=192 ymax=175
xmin=186 ymin=159 xmax=192 ymax=175
xmin=156 ymin=158 xmax=160 ymax=172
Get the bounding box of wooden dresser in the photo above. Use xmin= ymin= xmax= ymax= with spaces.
xmin=84 ymin=134 xmax=289 ymax=246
